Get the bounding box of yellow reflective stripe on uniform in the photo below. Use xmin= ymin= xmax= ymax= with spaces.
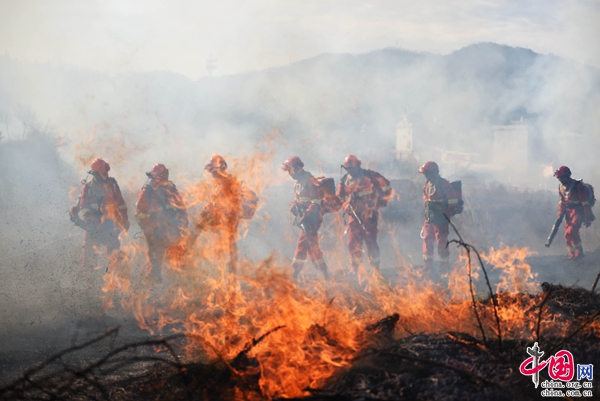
xmin=382 ymin=185 xmax=392 ymax=192
xmin=358 ymin=190 xmax=373 ymax=197
xmin=80 ymin=208 xmax=90 ymax=215
xmin=448 ymin=199 xmax=459 ymax=204
xmin=429 ymin=199 xmax=445 ymax=203
xmin=568 ymin=200 xmax=582 ymax=204
xmin=310 ymin=199 xmax=322 ymax=204
xmin=292 ymin=257 xmax=306 ymax=264
xmin=423 ymin=254 xmax=433 ymax=260
xmin=119 ymin=204 xmax=127 ymax=210
xmin=91 ymin=203 xmax=99 ymax=209
xmin=582 ymin=201 xmax=590 ymax=206
xmin=298 ymin=197 xmax=312 ymax=202
xmin=136 ymin=213 xmax=149 ymax=219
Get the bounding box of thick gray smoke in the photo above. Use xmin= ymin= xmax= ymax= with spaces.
xmin=1 ymin=43 xmax=599 ymax=382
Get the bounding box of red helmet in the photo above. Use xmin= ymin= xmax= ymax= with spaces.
xmin=554 ymin=166 xmax=571 ymax=178
xmin=205 ymin=154 xmax=228 ymax=172
xmin=90 ymin=158 xmax=110 ymax=175
xmin=342 ymin=154 xmax=361 ymax=169
xmin=419 ymin=161 xmax=439 ymax=174
xmin=281 ymin=156 xmax=304 ymax=172
xmin=148 ymin=163 xmax=169 ymax=180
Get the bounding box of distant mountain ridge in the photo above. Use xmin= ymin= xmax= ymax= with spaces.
xmin=0 ymin=42 xmax=598 ymax=173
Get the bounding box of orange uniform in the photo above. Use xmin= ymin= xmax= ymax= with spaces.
xmin=78 ymin=175 xmax=128 ymax=270
xmin=421 ymin=176 xmax=460 ymax=269
xmin=337 ymin=168 xmax=392 ymax=270
xmin=290 ymin=170 xmax=328 ymax=277
xmin=557 ymin=180 xmax=594 ymax=259
xmin=136 ymin=179 xmax=188 ymax=276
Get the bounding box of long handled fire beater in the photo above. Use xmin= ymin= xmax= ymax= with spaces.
xmin=544 ymin=212 xmax=564 ymax=248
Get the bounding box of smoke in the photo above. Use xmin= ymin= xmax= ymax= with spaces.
xmin=1 ymin=43 xmax=600 ymax=383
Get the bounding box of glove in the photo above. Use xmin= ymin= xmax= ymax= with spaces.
xmin=584 ymin=221 xmax=591 ymax=228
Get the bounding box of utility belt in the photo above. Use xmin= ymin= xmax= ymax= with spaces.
xmin=564 ymin=201 xmax=584 ymax=209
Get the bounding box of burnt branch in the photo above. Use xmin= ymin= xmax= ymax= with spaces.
xmin=591 ymin=268 xmax=600 ymax=296
xmin=232 ymin=325 xmax=285 ymax=372
xmin=0 ymin=330 xmax=193 ymax=401
xmin=535 ymin=287 xmax=554 ymax=343
xmin=445 ymin=214 xmax=503 ymax=352
xmin=448 ymin=238 xmax=487 ymax=348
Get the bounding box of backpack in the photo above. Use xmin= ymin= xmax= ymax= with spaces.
xmin=450 ymin=180 xmax=464 ymax=215
xmin=314 ymin=176 xmax=342 ymax=214
xmin=240 ymin=186 xmax=259 ymax=219
xmin=582 ymin=181 xmax=596 ymax=207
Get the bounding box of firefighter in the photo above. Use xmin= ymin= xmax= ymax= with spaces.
xmin=419 ymin=161 xmax=460 ymax=270
xmin=74 ymin=157 xmax=129 ymax=271
xmin=196 ymin=155 xmax=242 ymax=272
xmin=282 ymin=156 xmax=329 ymax=279
xmin=337 ymin=154 xmax=392 ymax=272
xmin=135 ymin=163 xmax=188 ymax=281
xmin=553 ymin=166 xmax=594 ymax=260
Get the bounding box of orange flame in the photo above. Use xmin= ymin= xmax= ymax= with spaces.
xmin=90 ymin=133 xmax=593 ymax=399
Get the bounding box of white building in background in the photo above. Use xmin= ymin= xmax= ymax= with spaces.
xmin=395 ymin=117 xmax=413 ymax=159
xmin=493 ymin=119 xmax=528 ymax=174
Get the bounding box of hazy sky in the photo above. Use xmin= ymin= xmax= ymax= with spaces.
xmin=1 ymin=0 xmax=599 ymax=79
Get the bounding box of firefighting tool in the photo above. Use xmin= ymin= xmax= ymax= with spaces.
xmin=545 ymin=212 xmax=565 ymax=247
xmin=347 ymin=203 xmax=366 ymax=232
xmin=347 ymin=203 xmax=378 ymax=248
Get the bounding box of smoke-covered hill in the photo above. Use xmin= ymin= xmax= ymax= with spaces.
xmin=0 ymin=42 xmax=599 ymax=179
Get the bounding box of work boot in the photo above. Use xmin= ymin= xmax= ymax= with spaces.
xmin=292 ymin=263 xmax=303 ymax=279
xmin=571 ymin=252 xmax=585 ymax=261
xmin=318 ymin=263 xmax=330 ymax=280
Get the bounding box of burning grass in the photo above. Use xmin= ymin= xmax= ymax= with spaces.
xmin=3 ymin=139 xmax=599 ymax=399
xmin=1 ymin=282 xmax=599 ymax=401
